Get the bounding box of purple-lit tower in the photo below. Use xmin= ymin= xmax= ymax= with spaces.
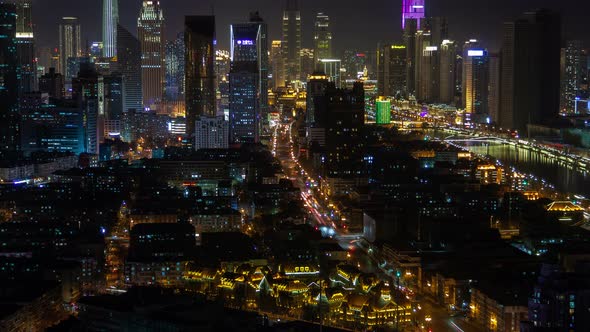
xmin=402 ymin=0 xmax=425 ymax=30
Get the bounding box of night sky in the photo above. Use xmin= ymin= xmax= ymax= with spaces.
xmin=33 ymin=0 xmax=590 ymax=53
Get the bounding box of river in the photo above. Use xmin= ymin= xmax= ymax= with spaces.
xmin=428 ymin=130 xmax=590 ymax=197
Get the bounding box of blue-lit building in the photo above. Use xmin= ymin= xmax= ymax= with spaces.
xmin=229 ymin=14 xmax=268 ymax=144
xmin=20 ymin=97 xmax=85 ymax=155
xmin=0 ymin=3 xmax=19 ymax=152
xmin=117 ymin=24 xmax=142 ymax=112
xmin=165 ymin=32 xmax=184 ymax=102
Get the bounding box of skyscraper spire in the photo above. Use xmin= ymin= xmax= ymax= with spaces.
xmin=102 ymin=0 xmax=119 ymax=58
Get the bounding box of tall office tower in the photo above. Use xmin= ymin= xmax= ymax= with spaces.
xmin=439 ymin=40 xmax=456 ymax=104
xmin=403 ymin=18 xmax=418 ymax=96
xmin=377 ymin=44 xmax=407 ymax=98
xmin=185 ymin=16 xmax=216 ymax=138
xmin=73 ymin=62 xmax=104 ymax=154
xmin=415 ymin=30 xmax=439 ymax=102
xmin=194 ymin=116 xmax=228 ymax=150
xmin=58 ymin=17 xmax=82 ymax=79
xmin=0 ymin=3 xmax=19 ymax=151
xmin=300 ymin=48 xmax=314 ymax=79
xmin=306 ymin=71 xmax=328 ymax=127
xmin=325 ymin=82 xmax=365 ymax=178
xmin=561 ymin=40 xmax=586 ymax=114
xmin=401 ymin=0 xmax=425 ymax=30
xmin=116 ymin=24 xmax=142 ymax=112
xmin=247 ymin=12 xmax=269 ymax=131
xmin=500 ymin=9 xmax=561 ymax=133
xmin=488 ymin=52 xmax=501 ymax=123
xmin=102 ymin=0 xmax=118 ymax=58
xmin=165 ymin=32 xmax=185 ymax=102
xmin=138 ymin=0 xmax=165 ymax=108
xmin=15 ymin=0 xmax=36 ymax=95
xmin=270 ymin=40 xmax=285 ymax=88
xmin=282 ymin=0 xmax=301 ymax=83
xmin=313 ymin=12 xmax=332 ymax=65
xmin=463 ymin=48 xmax=489 ymax=124
xmin=229 ymin=13 xmax=268 ymax=144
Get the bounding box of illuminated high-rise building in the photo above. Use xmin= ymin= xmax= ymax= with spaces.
xmin=102 ymin=0 xmax=118 ymax=58
xmin=165 ymin=32 xmax=184 ymax=102
xmin=185 ymin=16 xmax=216 ymax=139
xmin=488 ymin=52 xmax=501 ymax=123
xmin=500 ymin=9 xmax=561 ymax=132
xmin=0 ymin=3 xmax=19 ymax=151
xmin=401 ymin=0 xmax=425 ymax=30
xmin=15 ymin=0 xmax=36 ymax=96
xmin=404 ymin=18 xmax=418 ymax=96
xmin=270 ymin=40 xmax=285 ymax=88
xmin=376 ymin=98 xmax=391 ymax=125
xmin=138 ymin=0 xmax=165 ymax=108
xmin=377 ymin=44 xmax=407 ymax=98
xmin=117 ymin=24 xmax=142 ymax=112
xmin=439 ymin=40 xmax=456 ymax=104
xmin=58 ymin=17 xmax=82 ymax=79
xmin=282 ymin=0 xmax=301 ymax=83
xmin=561 ymin=41 xmax=587 ymax=114
xmin=463 ymin=48 xmax=489 ymax=124
xmin=229 ymin=13 xmax=269 ymax=144
xmin=313 ymin=12 xmax=332 ymax=65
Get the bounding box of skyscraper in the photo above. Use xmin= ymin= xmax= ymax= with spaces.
xmin=439 ymin=39 xmax=456 ymax=104
xmin=15 ymin=0 xmax=36 ymax=96
xmin=116 ymin=24 xmax=142 ymax=112
xmin=313 ymin=12 xmax=332 ymax=65
xmin=138 ymin=0 xmax=165 ymax=108
xmin=463 ymin=48 xmax=489 ymax=124
xmin=325 ymin=82 xmax=365 ymax=179
xmin=102 ymin=0 xmax=118 ymax=58
xmin=185 ymin=16 xmax=216 ymax=139
xmin=270 ymin=40 xmax=285 ymax=89
xmin=403 ymin=18 xmax=418 ymax=96
xmin=377 ymin=44 xmax=407 ymax=98
xmin=282 ymin=0 xmax=301 ymax=83
xmin=0 ymin=3 xmax=19 ymax=151
xmin=561 ymin=41 xmax=587 ymax=114
xmin=401 ymin=0 xmax=425 ymax=30
xmin=58 ymin=17 xmax=82 ymax=79
xmin=500 ymin=9 xmax=561 ymax=133
xmin=165 ymin=32 xmax=185 ymax=102
xmin=488 ymin=52 xmax=501 ymax=123
xmin=229 ymin=13 xmax=269 ymax=144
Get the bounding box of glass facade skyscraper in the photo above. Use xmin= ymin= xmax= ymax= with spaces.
xmin=116 ymin=24 xmax=142 ymax=112
xmin=185 ymin=16 xmax=216 ymax=139
xmin=313 ymin=12 xmax=332 ymax=65
xmin=138 ymin=0 xmax=165 ymax=108
xmin=282 ymin=0 xmax=301 ymax=83
xmin=0 ymin=3 xmax=19 ymax=151
xmin=58 ymin=17 xmax=82 ymax=79
xmin=102 ymin=0 xmax=119 ymax=58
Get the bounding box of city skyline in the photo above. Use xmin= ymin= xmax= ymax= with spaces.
xmin=30 ymin=0 xmax=590 ymax=53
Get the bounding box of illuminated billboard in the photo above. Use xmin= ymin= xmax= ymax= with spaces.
xmin=467 ymin=50 xmax=485 ymax=57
